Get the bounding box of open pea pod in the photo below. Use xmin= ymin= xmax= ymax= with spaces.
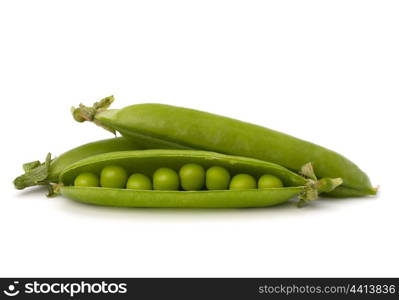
xmin=72 ymin=96 xmax=377 ymax=198
xmin=13 ymin=137 xmax=142 ymax=194
xmin=58 ymin=150 xmax=342 ymax=208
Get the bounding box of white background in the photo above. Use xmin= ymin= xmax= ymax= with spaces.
xmin=1 ymin=0 xmax=398 ymax=277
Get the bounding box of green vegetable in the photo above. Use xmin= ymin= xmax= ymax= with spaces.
xmin=126 ymin=173 xmax=152 ymax=190
xmin=100 ymin=165 xmax=128 ymax=188
xmin=205 ymin=166 xmax=231 ymax=190
xmin=258 ymin=174 xmax=283 ymax=189
xmin=153 ymin=167 xmax=180 ymax=190
xmin=13 ymin=137 xmax=141 ymax=193
xmin=179 ymin=163 xmax=205 ymax=191
xmin=58 ymin=149 xmax=342 ymax=208
xmin=74 ymin=172 xmax=99 ymax=187
xmin=229 ymin=174 xmax=257 ymax=190
xmin=72 ymin=96 xmax=376 ymax=197
xmin=61 ymin=187 xmax=305 ymax=208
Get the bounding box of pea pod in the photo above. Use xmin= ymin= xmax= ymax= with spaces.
xmin=13 ymin=137 xmax=142 ymax=193
xmin=58 ymin=150 xmax=342 ymax=208
xmin=72 ymin=96 xmax=377 ymax=198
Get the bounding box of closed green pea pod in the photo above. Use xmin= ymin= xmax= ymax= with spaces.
xmin=58 ymin=150 xmax=342 ymax=208
xmin=72 ymin=96 xmax=377 ymax=197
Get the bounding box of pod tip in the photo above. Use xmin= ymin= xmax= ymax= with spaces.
xmin=370 ymin=185 xmax=380 ymax=195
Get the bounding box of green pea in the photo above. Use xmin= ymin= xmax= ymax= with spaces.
xmin=206 ymin=166 xmax=230 ymax=190
xmin=229 ymin=174 xmax=256 ymax=190
xmin=100 ymin=165 xmax=128 ymax=188
xmin=258 ymin=174 xmax=283 ymax=189
xmin=126 ymin=173 xmax=152 ymax=190
xmin=74 ymin=172 xmax=99 ymax=187
xmin=179 ymin=163 xmax=205 ymax=191
xmin=153 ymin=167 xmax=179 ymax=190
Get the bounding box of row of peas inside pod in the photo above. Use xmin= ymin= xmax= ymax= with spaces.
xmin=58 ymin=150 xmax=338 ymax=208
xmin=74 ymin=163 xmax=284 ymax=191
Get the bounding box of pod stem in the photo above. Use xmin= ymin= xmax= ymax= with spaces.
xmin=71 ymin=95 xmax=116 ymax=134
xmin=297 ymin=163 xmax=343 ymax=207
xmin=13 ymin=153 xmax=52 ymax=190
